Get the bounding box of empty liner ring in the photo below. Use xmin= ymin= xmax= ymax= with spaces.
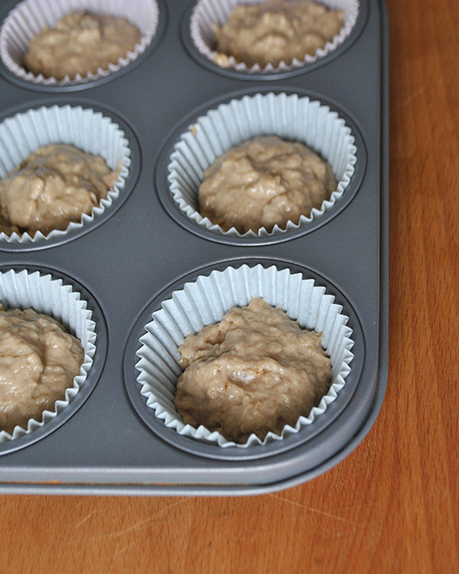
xmin=0 ymin=0 xmax=159 ymax=86
xmin=168 ymin=92 xmax=357 ymax=237
xmin=135 ymin=263 xmax=354 ymax=449
xmin=0 ymin=269 xmax=96 ymax=443
xmin=0 ymin=104 xmax=131 ymax=244
xmin=190 ymin=0 xmax=359 ymax=74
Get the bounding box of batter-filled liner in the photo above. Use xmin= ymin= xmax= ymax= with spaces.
xmin=0 ymin=269 xmax=96 ymax=443
xmin=0 ymin=105 xmax=131 ymax=244
xmin=135 ymin=264 xmax=354 ymax=448
xmin=190 ymin=0 xmax=359 ymax=73
xmin=168 ymin=92 xmax=357 ymax=238
xmin=0 ymin=0 xmax=159 ymax=86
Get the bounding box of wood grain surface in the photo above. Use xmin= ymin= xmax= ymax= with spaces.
xmin=1 ymin=0 xmax=458 ymax=572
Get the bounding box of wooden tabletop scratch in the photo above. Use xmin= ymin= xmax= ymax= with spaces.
xmin=268 ymin=494 xmax=357 ymax=526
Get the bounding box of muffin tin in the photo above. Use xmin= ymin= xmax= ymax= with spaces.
xmin=0 ymin=0 xmax=388 ymax=495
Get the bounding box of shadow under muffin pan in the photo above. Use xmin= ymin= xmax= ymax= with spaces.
xmin=0 ymin=0 xmax=388 ymax=495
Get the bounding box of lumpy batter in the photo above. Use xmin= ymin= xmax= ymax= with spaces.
xmin=23 ymin=11 xmax=141 ymax=80
xmin=198 ymin=135 xmax=337 ymax=234
xmin=213 ymin=0 xmax=344 ymax=68
xmin=174 ymin=297 xmax=331 ymax=444
xmin=0 ymin=305 xmax=84 ymax=434
xmin=0 ymin=144 xmax=119 ymax=236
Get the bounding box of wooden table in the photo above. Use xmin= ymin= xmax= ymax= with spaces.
xmin=1 ymin=0 xmax=458 ymax=571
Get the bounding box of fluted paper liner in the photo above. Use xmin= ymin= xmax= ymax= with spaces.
xmin=0 ymin=0 xmax=159 ymax=86
xmin=0 ymin=269 xmax=96 ymax=443
xmin=190 ymin=0 xmax=359 ymax=73
xmin=0 ymin=105 xmax=131 ymax=244
xmin=135 ymin=264 xmax=354 ymax=448
xmin=168 ymin=92 xmax=357 ymax=237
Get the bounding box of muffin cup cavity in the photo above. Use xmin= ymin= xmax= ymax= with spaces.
xmin=135 ymin=263 xmax=354 ymax=449
xmin=167 ymin=92 xmax=357 ymax=238
xmin=0 ymin=0 xmax=159 ymax=86
xmin=0 ymin=105 xmax=131 ymax=244
xmin=0 ymin=269 xmax=96 ymax=443
xmin=190 ymin=0 xmax=359 ymax=74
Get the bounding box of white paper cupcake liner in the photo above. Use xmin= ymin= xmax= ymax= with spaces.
xmin=0 ymin=0 xmax=159 ymax=86
xmin=190 ymin=0 xmax=359 ymax=73
xmin=135 ymin=263 xmax=354 ymax=448
xmin=0 ymin=104 xmax=131 ymax=244
xmin=0 ymin=269 xmax=96 ymax=443
xmin=168 ymin=92 xmax=357 ymax=237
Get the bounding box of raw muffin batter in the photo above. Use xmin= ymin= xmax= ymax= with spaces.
xmin=0 ymin=144 xmax=119 ymax=236
xmin=174 ymin=297 xmax=331 ymax=444
xmin=213 ymin=0 xmax=344 ymax=68
xmin=0 ymin=305 xmax=84 ymax=434
xmin=23 ymin=11 xmax=141 ymax=80
xmin=198 ymin=135 xmax=337 ymax=234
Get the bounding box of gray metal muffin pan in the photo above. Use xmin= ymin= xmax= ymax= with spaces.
xmin=0 ymin=0 xmax=388 ymax=495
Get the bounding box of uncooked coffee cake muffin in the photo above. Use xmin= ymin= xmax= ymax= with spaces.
xmin=167 ymin=92 xmax=356 ymax=238
xmin=213 ymin=0 xmax=344 ymax=68
xmin=135 ymin=264 xmax=354 ymax=448
xmin=0 ymin=144 xmax=120 ymax=236
xmin=0 ymin=304 xmax=84 ymax=435
xmin=23 ymin=11 xmax=141 ymax=80
xmin=136 ymin=265 xmax=353 ymax=449
xmin=174 ymin=297 xmax=332 ymax=444
xmin=0 ymin=269 xmax=97 ymax=444
xmin=198 ymin=135 xmax=337 ymax=234
xmin=0 ymin=0 xmax=159 ymax=86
